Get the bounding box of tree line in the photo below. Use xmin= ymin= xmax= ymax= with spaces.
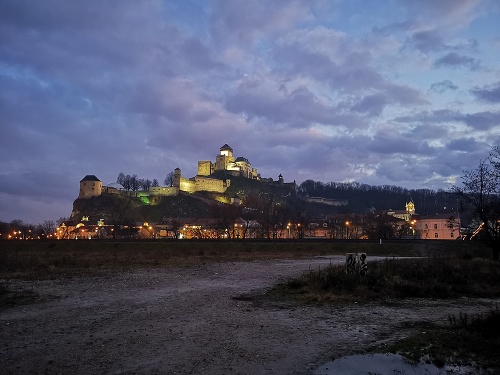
xmin=0 ymin=218 xmax=65 ymax=239
xmin=298 ymin=180 xmax=456 ymax=215
xmin=116 ymin=171 xmax=175 ymax=192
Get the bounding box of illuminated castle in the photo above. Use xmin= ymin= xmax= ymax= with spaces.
xmin=172 ymin=144 xmax=258 ymax=193
xmin=79 ymin=144 xmax=259 ymax=198
xmin=197 ymin=144 xmax=258 ymax=179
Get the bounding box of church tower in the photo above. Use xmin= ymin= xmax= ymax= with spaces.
xmin=406 ymin=201 xmax=415 ymax=215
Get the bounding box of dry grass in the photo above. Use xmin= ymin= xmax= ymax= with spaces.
xmin=272 ymin=256 xmax=500 ymax=304
xmin=0 ymin=239 xmax=489 ymax=280
xmin=379 ymin=306 xmax=500 ymax=372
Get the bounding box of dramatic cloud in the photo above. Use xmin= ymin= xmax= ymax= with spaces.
xmin=0 ymin=0 xmax=498 ymax=223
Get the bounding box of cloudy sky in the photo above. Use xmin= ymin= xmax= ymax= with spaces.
xmin=1 ymin=0 xmax=499 ymax=224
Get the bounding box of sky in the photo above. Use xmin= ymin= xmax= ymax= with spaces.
xmin=1 ymin=0 xmax=500 ymax=224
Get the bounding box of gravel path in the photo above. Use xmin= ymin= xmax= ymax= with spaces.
xmin=1 ymin=256 xmax=496 ymax=374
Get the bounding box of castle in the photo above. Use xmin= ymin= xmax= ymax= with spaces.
xmin=79 ymin=144 xmax=261 ymax=199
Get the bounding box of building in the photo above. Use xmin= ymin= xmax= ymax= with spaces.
xmin=173 ymin=167 xmax=231 ymax=193
xmin=386 ymin=201 xmax=460 ymax=240
xmin=172 ymin=144 xmax=258 ymax=194
xmin=414 ymin=214 xmax=461 ymax=240
xmin=197 ymin=144 xmax=258 ymax=179
xmin=387 ymin=201 xmax=415 ymax=222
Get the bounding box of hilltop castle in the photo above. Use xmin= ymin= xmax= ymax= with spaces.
xmin=79 ymin=144 xmax=263 ymax=199
xmin=171 ymin=144 xmax=259 ymax=194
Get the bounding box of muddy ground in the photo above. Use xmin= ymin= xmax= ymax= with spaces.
xmin=1 ymin=256 xmax=497 ymax=374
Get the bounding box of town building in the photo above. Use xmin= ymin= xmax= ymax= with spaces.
xmin=414 ymin=214 xmax=461 ymax=240
xmin=387 ymin=201 xmax=415 ymax=222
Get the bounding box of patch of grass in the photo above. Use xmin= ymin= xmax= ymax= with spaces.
xmin=270 ymin=257 xmax=500 ymax=303
xmin=380 ymin=305 xmax=500 ymax=372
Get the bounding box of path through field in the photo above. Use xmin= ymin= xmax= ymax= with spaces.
xmin=0 ymin=256 xmax=495 ymax=374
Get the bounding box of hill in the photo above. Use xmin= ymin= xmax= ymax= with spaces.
xmin=70 ymin=176 xmax=456 ymax=225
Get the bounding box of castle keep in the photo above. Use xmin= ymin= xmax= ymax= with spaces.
xmin=197 ymin=144 xmax=258 ymax=179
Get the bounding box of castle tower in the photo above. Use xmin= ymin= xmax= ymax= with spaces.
xmin=79 ymin=175 xmax=102 ymax=198
xmin=219 ymin=144 xmax=233 ymax=157
xmin=216 ymin=144 xmax=235 ymax=171
xmin=173 ymin=168 xmax=181 ymax=188
xmin=197 ymin=160 xmax=213 ymax=176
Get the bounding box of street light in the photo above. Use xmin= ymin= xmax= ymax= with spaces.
xmin=410 ymin=220 xmax=416 ymax=236
xmin=287 ymin=223 xmax=291 ymax=238
xmin=345 ymin=221 xmax=350 ymax=239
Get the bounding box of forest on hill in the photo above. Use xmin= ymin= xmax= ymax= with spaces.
xmin=110 ymin=170 xmax=457 ymax=216
xmin=297 ymin=180 xmax=457 ymax=215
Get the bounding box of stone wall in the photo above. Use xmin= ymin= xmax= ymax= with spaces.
xmin=149 ymin=186 xmax=179 ymax=196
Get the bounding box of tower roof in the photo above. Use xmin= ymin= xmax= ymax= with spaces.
xmin=234 ymin=156 xmax=250 ymax=164
xmin=220 ymin=144 xmax=233 ymax=151
xmin=80 ymin=175 xmax=101 ymax=182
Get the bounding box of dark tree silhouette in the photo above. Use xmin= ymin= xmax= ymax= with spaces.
xmin=454 ymin=146 xmax=500 ymax=260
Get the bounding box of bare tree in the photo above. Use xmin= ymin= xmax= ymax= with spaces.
xmin=164 ymin=171 xmax=175 ymax=187
xmin=210 ymin=202 xmax=241 ymax=239
xmin=139 ymin=178 xmax=152 ymax=191
xmin=105 ymin=196 xmax=140 ymax=239
xmin=117 ymin=172 xmax=126 ymax=186
xmin=39 ymin=220 xmax=56 ymax=237
xmin=454 ymin=147 xmax=500 ymax=260
xmin=240 ymin=193 xmax=264 ymax=239
xmin=56 ymin=217 xmax=68 ymax=226
xmin=130 ymin=174 xmax=140 ymax=192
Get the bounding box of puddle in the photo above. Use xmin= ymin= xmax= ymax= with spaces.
xmin=314 ymin=353 xmax=476 ymax=375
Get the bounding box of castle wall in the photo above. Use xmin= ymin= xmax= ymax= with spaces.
xmin=180 ymin=177 xmax=196 ymax=193
xmin=194 ymin=176 xmax=229 ymax=193
xmin=149 ymin=186 xmax=179 ymax=196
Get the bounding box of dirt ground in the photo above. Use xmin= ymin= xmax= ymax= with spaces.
xmin=1 ymin=256 xmax=497 ymax=375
